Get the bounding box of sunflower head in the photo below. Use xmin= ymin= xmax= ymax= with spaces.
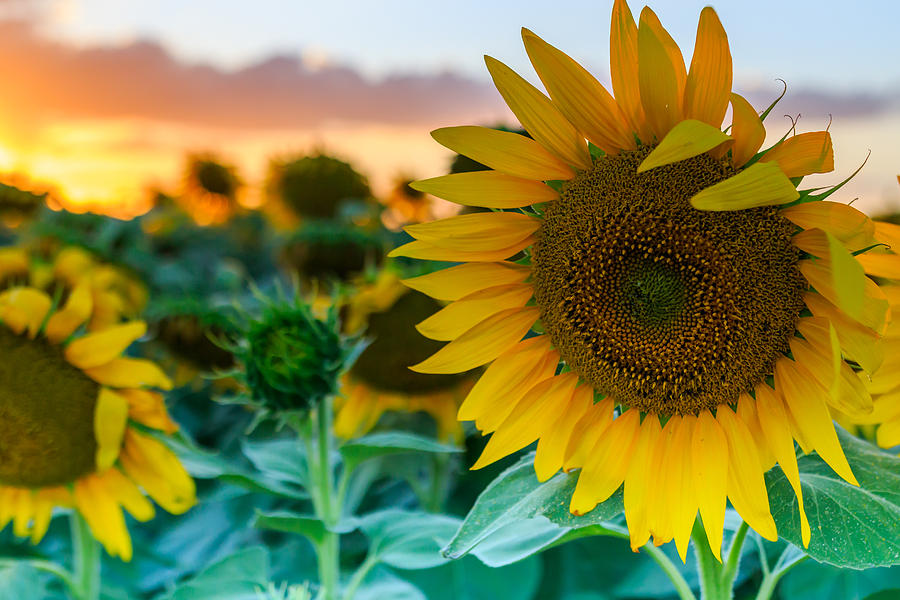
xmin=0 ymin=285 xmax=194 ymax=561
xmin=0 ymin=180 xmax=46 ymax=228
xmin=279 ymin=221 xmax=384 ymax=287
xmin=149 ymin=296 xmax=238 ymax=378
xmin=381 ymin=174 xmax=434 ymax=228
xmin=265 ymin=153 xmax=372 ymax=221
xmin=230 ymin=291 xmax=363 ymax=422
xmin=392 ymin=0 xmax=892 ymax=560
xmin=182 ymin=153 xmax=242 ymax=226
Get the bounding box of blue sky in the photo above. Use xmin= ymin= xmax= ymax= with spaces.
xmin=44 ymin=0 xmax=900 ymax=92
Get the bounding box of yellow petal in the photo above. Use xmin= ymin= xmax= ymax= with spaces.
xmin=534 ymin=384 xmax=593 ymax=481
xmin=737 ymin=393 xmax=776 ymax=472
xmin=874 ymin=221 xmax=900 ymax=249
xmin=803 ymin=291 xmax=883 ymax=374
xmin=0 ymin=247 xmax=28 ymax=277
xmin=877 ymin=417 xmax=900 ymax=448
xmin=637 ymin=119 xmax=731 ymax=172
xmin=416 ymin=283 xmax=533 ymax=341
xmin=691 ymin=410 xmax=728 ymax=560
xmin=522 ymin=28 xmax=635 ymax=153
xmin=760 ymin=131 xmax=834 ymax=178
xmin=729 ymin=93 xmax=766 ymax=167
xmin=45 ymin=281 xmax=94 ymax=344
xmin=623 ymin=414 xmax=662 ymax=550
xmin=457 ymin=335 xmax=555 ymax=422
xmin=74 ymin=476 xmax=132 ymax=560
xmin=858 ymin=253 xmax=900 ymax=281
xmin=793 ymin=228 xmax=867 ymax=321
xmin=85 ymin=357 xmax=174 ymax=390
xmin=667 ymin=415 xmax=698 ymax=561
xmin=754 ymin=383 xmax=811 ymax=547
xmin=781 ymin=201 xmax=876 ymax=252
xmin=65 ymin=321 xmax=147 ymax=370
xmin=865 ymin=351 xmax=900 ymax=396
xmin=796 ymin=316 xmax=841 ymax=391
xmin=484 ymin=55 xmax=592 ymax=170
xmin=563 ymin=397 xmax=616 ymax=471
xmin=411 ymin=306 xmax=539 ymax=374
xmin=388 ymin=238 xmax=534 ymax=262
xmin=570 ymin=408 xmax=641 ymax=515
xmin=401 ymin=261 xmax=531 ymax=301
xmin=637 ymin=7 xmax=686 ymax=140
xmin=430 ymin=126 xmax=575 ymax=181
xmin=0 ymin=287 xmax=52 ymax=338
xmin=121 ymin=388 xmax=178 ymax=434
xmin=94 ymin=388 xmax=129 ymax=471
xmin=683 ymin=7 xmax=732 ymax=128
xmin=473 ymin=373 xmax=579 ymax=469
xmin=410 ymin=171 xmax=560 ymax=209
xmin=99 ymin=468 xmax=155 ymax=522
xmin=120 ymin=429 xmax=196 ymax=515
xmin=775 ymin=357 xmax=858 ymax=485
xmin=717 ymin=407 xmax=777 ymax=541
xmin=405 ymin=212 xmax=540 ymax=252
xmin=690 ymin=162 xmax=799 ymax=211
xmin=609 ymin=0 xmax=649 ymax=140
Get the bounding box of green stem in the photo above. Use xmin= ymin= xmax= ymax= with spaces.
xmin=0 ymin=558 xmax=74 ymax=592
xmin=70 ymin=513 xmax=101 ymax=600
xmin=341 ymin=552 xmax=379 ymax=600
xmin=643 ymin=543 xmax=697 ymax=600
xmin=313 ymin=397 xmax=340 ymax=600
xmin=691 ymin=524 xmax=725 ymax=600
xmin=753 ymin=548 xmax=808 ymax=600
xmin=720 ymin=521 xmax=749 ymax=593
xmin=425 ymin=453 xmax=450 ymax=513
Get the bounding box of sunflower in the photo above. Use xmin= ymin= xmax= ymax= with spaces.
xmin=335 ymin=272 xmax=473 ymax=442
xmin=0 ymin=285 xmax=195 ymax=560
xmin=0 ymin=245 xmax=147 ymax=331
xmin=380 ymin=174 xmax=436 ymax=229
xmin=390 ymin=0 xmax=890 ymax=560
xmin=279 ymin=221 xmax=385 ymax=289
xmin=181 ymin=153 xmax=242 ymax=226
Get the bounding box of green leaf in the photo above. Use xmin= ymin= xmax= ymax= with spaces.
xmin=254 ymin=511 xmax=361 ymax=545
xmin=444 ymin=452 xmax=624 ymax=561
xmin=242 ymin=438 xmax=309 ymax=488
xmin=766 ymin=428 xmax=900 ymax=568
xmin=779 ymin=555 xmax=900 ymax=600
xmin=340 ymin=432 xmax=460 ymax=466
xmin=0 ymin=564 xmax=54 ymax=600
xmin=356 ymin=568 xmax=427 ymax=600
xmin=864 ymin=591 xmax=900 ymax=600
xmin=399 ymin=554 xmax=542 ymax=600
xmin=156 ymin=547 xmax=269 ymax=600
xmin=359 ymin=510 xmax=462 ymax=570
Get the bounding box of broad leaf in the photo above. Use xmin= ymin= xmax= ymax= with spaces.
xmin=359 ymin=509 xmax=462 ymax=570
xmin=444 ymin=453 xmax=624 ymax=561
xmin=254 ymin=511 xmax=361 ymax=545
xmin=399 ymin=554 xmax=542 ymax=600
xmin=156 ymin=547 xmax=268 ymax=600
xmin=340 ymin=432 xmax=460 ymax=466
xmin=779 ymin=555 xmax=900 ymax=600
xmin=766 ymin=428 xmax=900 ymax=568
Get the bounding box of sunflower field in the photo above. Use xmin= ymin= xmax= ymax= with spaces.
xmin=2 ymin=1 xmax=900 ymax=599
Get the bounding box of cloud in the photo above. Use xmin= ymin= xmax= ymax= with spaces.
xmin=741 ymin=84 xmax=900 ymax=123
xmin=0 ymin=20 xmax=506 ymax=132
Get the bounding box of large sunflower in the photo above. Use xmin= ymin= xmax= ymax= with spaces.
xmin=391 ymin=0 xmax=892 ymax=560
xmin=0 ymin=285 xmax=195 ymax=560
xmin=335 ymin=272 xmax=473 ymax=442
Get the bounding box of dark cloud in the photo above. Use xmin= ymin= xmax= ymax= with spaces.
xmin=0 ymin=20 xmax=505 ymax=130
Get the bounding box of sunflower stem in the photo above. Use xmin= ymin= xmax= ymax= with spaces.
xmin=70 ymin=512 xmax=101 ymax=600
xmin=720 ymin=521 xmax=749 ymax=593
xmin=425 ymin=452 xmax=451 ymax=513
xmin=691 ymin=523 xmax=727 ymax=600
xmin=642 ymin=543 xmax=697 ymax=600
xmin=312 ymin=396 xmax=340 ymax=600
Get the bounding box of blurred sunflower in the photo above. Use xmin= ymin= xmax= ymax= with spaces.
xmin=393 ymin=0 xmax=891 ymax=559
xmin=0 ymin=245 xmax=147 ymax=330
xmin=264 ymin=153 xmax=373 ymax=227
xmin=335 ymin=272 xmax=473 ymax=442
xmin=380 ymin=175 xmax=436 ymax=229
xmin=0 ymin=285 xmax=195 ymax=560
xmin=0 ymin=180 xmax=46 ymax=229
xmin=181 ymin=154 xmax=242 ymax=226
xmin=279 ymin=221 xmax=384 ymax=288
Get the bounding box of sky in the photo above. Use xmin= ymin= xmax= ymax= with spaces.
xmin=0 ymin=0 xmax=898 ymax=216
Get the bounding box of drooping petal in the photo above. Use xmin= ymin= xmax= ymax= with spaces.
xmin=563 ymin=397 xmax=616 ymax=471
xmin=120 ymin=389 xmax=178 ymax=433
xmin=637 ymin=7 xmax=686 ymax=139
xmin=683 ymin=7 xmax=732 ymax=128
xmin=609 ymin=0 xmax=649 ymax=140
xmin=637 ymin=119 xmax=731 ymax=172
xmin=522 ymin=28 xmax=635 ymax=153
xmin=99 ymin=469 xmax=155 ymax=522
xmin=94 ymin=388 xmax=129 ymax=471
xmin=668 ymin=415 xmax=698 ymax=561
xmin=775 ymin=357 xmax=858 ymax=485
xmin=793 ymin=228 xmax=867 ymax=321
xmin=402 ymin=262 xmax=531 ymax=301
xmin=624 ymin=414 xmax=663 ymax=549
xmin=692 ymin=410 xmax=728 ymax=561
xmin=74 ymin=476 xmax=132 ymax=560
xmin=690 ymin=162 xmax=798 ymax=211
xmin=411 ymin=307 xmax=539 ymax=374
xmin=430 ymin=126 xmax=575 ymax=181
xmin=760 ymin=131 xmax=834 ymax=178
xmin=404 ymin=212 xmax=540 ymax=252
xmin=85 ymin=358 xmax=174 ymax=390
xmin=473 ymin=373 xmax=579 ymax=469
xmin=410 ymin=171 xmax=560 ymax=209
xmin=803 ymin=291 xmax=883 ymax=374
xmin=858 ymin=253 xmax=900 ymax=280
xmin=729 ymin=93 xmax=766 ymax=167
xmin=484 ymin=55 xmax=592 ymax=170
xmin=416 ymin=284 xmax=533 ymax=341
xmin=0 ymin=287 xmax=52 ymax=338
xmin=119 ymin=429 xmax=196 ymax=515
xmin=45 ymin=281 xmax=94 ymax=344
xmin=65 ymin=321 xmax=147 ymax=370
xmin=781 ymin=201 xmax=876 ymax=252
xmin=753 ymin=383 xmax=811 ymax=547
xmin=534 ymin=384 xmax=594 ymax=481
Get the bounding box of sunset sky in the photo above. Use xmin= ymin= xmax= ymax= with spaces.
xmin=1 ymin=0 xmax=898 ymax=217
